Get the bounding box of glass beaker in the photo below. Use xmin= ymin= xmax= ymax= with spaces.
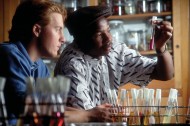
xmin=109 ymin=20 xmax=125 ymax=43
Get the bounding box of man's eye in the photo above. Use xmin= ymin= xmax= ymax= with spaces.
xmin=56 ymin=27 xmax=62 ymax=32
xmin=56 ymin=28 xmax=59 ymax=32
xmin=97 ymin=33 xmax=102 ymax=36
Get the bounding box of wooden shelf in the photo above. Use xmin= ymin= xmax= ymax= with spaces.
xmin=108 ymin=12 xmax=172 ymax=20
xmin=42 ymin=49 xmax=173 ymax=61
xmin=140 ymin=49 xmax=173 ymax=55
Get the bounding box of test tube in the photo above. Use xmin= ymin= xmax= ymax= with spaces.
xmin=163 ymin=88 xmax=178 ymax=124
xmin=0 ymin=77 xmax=8 ymax=125
xmin=149 ymin=16 xmax=157 ymax=50
xmin=154 ymin=89 xmax=162 ymax=124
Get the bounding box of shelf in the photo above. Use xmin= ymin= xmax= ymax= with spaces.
xmin=42 ymin=50 xmax=173 ymax=61
xmin=140 ymin=50 xmax=173 ymax=55
xmin=108 ymin=12 xmax=172 ymax=20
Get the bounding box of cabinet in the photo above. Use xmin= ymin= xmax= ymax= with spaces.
xmin=0 ymin=0 xmax=189 ymax=106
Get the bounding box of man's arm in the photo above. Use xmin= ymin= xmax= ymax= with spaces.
xmin=150 ymin=21 xmax=174 ymax=80
xmin=65 ymin=104 xmax=112 ymax=123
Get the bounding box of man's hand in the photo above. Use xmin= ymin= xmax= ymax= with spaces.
xmin=86 ymin=103 xmax=113 ymax=122
xmin=154 ymin=21 xmax=173 ymax=50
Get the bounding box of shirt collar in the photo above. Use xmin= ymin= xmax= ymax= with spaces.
xmin=72 ymin=42 xmax=107 ymax=65
xmin=14 ymin=41 xmax=40 ymax=68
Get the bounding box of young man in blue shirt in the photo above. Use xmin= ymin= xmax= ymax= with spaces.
xmin=0 ymin=0 xmax=111 ymax=125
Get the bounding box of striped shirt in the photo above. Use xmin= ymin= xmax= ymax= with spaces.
xmin=54 ymin=42 xmax=156 ymax=110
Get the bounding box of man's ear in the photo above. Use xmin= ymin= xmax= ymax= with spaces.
xmin=33 ymin=24 xmax=41 ymax=37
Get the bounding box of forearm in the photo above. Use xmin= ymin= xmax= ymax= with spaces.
xmin=152 ymin=47 xmax=174 ymax=80
xmin=65 ymin=109 xmax=89 ymax=123
xmin=64 ymin=104 xmax=113 ymax=123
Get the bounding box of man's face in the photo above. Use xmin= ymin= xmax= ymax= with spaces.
xmin=87 ymin=18 xmax=112 ymax=58
xmin=38 ymin=12 xmax=65 ymax=57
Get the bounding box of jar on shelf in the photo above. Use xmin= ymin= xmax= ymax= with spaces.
xmin=62 ymin=0 xmax=88 ymax=13
xmin=126 ymin=29 xmax=146 ymax=51
xmin=124 ymin=0 xmax=136 ymax=15
xmin=113 ymin=0 xmax=125 ymax=15
xmin=99 ymin=0 xmax=113 ymax=8
xmin=147 ymin=0 xmax=163 ymax=13
xmin=138 ymin=30 xmax=147 ymax=51
xmin=109 ymin=20 xmax=125 ymax=43
xmin=63 ymin=0 xmax=77 ymax=13
xmin=162 ymin=0 xmax=172 ymax=12
xmin=136 ymin=0 xmax=147 ymax=14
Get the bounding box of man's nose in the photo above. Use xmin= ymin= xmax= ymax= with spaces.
xmin=60 ymin=34 xmax=66 ymax=44
xmin=104 ymin=32 xmax=112 ymax=42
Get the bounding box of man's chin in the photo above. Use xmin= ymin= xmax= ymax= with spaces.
xmin=103 ymin=49 xmax=111 ymax=56
xmin=44 ymin=53 xmax=58 ymax=58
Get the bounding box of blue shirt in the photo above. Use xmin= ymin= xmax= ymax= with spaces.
xmin=0 ymin=41 xmax=50 ymax=124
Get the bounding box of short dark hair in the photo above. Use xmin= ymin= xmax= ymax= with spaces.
xmin=9 ymin=0 xmax=67 ymax=44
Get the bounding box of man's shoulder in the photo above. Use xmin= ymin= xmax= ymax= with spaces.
xmin=0 ymin=42 xmax=16 ymax=52
xmin=61 ymin=43 xmax=84 ymax=59
xmin=0 ymin=42 xmax=19 ymax=58
xmin=56 ymin=43 xmax=86 ymax=69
